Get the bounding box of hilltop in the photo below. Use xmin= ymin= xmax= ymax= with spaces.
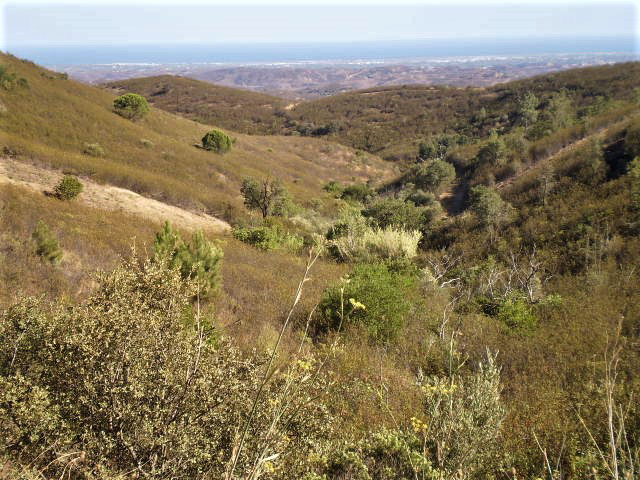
xmin=104 ymin=75 xmax=289 ymax=134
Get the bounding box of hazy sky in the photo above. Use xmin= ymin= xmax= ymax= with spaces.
xmin=2 ymin=1 xmax=638 ymax=48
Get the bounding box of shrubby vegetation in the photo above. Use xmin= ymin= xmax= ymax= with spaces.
xmin=82 ymin=142 xmax=105 ymax=157
xmin=113 ymin=92 xmax=150 ymax=120
xmin=469 ymin=186 xmax=514 ymax=230
xmin=31 ymin=220 xmax=63 ymax=264
xmin=201 ymin=128 xmax=234 ymax=153
xmin=3 ymin=53 xmax=640 ymax=480
xmin=153 ymin=222 xmax=223 ymax=298
xmin=415 ymin=354 xmax=505 ymax=478
xmin=241 ymin=177 xmax=288 ymax=218
xmin=0 ymin=64 xmax=27 ymax=90
xmin=362 ymin=197 xmax=426 ymax=230
xmin=233 ymin=223 xmax=304 ymax=252
xmin=53 ymin=174 xmax=83 ymax=200
xmin=340 ymin=182 xmax=376 ymax=203
xmin=326 ymin=209 xmax=422 ymax=262
xmin=0 ymin=255 xmax=333 ymax=479
xmin=318 ymin=262 xmax=417 ymax=342
xmin=630 ymin=157 xmax=640 ymax=215
xmin=406 ymin=159 xmax=456 ymax=194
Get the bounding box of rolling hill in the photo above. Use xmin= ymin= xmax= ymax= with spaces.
xmin=0 ymin=53 xmax=393 ymax=222
xmin=104 ymin=75 xmax=289 ymax=134
xmin=109 ymin=62 xmax=640 ymax=162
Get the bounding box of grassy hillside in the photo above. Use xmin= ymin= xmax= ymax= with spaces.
xmin=0 ymin=53 xmax=392 ymax=223
xmin=2 ymin=53 xmax=640 ymax=479
xmin=108 ymin=62 xmax=640 ymax=163
xmin=104 ymin=75 xmax=289 ymax=134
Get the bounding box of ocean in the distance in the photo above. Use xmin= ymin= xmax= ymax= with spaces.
xmin=7 ymin=36 xmax=638 ymax=65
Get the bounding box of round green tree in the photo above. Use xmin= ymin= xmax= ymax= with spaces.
xmin=201 ymin=129 xmax=233 ymax=154
xmin=54 ymin=175 xmax=83 ymax=200
xmin=113 ymin=93 xmax=150 ymax=121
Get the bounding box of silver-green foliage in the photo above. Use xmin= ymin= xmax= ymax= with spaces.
xmin=327 ymin=210 xmax=422 ymax=262
xmin=306 ymin=429 xmax=436 ymax=480
xmin=0 ymin=255 xmax=332 ymax=479
xmin=307 ymin=355 xmax=504 ymax=480
xmin=416 ymin=353 xmax=505 ymax=478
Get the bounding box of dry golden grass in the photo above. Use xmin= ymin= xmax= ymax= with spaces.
xmin=0 ymin=156 xmax=230 ymax=233
xmin=0 ymin=182 xmax=347 ymax=346
xmin=0 ymin=53 xmax=394 ymax=222
xmin=104 ymin=75 xmax=288 ymax=134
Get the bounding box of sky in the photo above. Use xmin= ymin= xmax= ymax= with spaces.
xmin=1 ymin=1 xmax=638 ymax=50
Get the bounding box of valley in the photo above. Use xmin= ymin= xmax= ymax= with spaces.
xmin=2 ymin=48 xmax=640 ymax=480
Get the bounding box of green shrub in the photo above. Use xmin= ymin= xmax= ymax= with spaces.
xmin=201 ymin=129 xmax=233 ymax=153
xmin=232 ymin=224 xmax=303 ymax=252
xmin=476 ymin=136 xmax=507 ymax=167
xmin=469 ymin=185 xmax=514 ymax=229
xmin=407 ymin=159 xmax=456 ymax=194
xmin=323 ymin=180 xmax=344 ymax=196
xmin=362 ymin=197 xmax=426 ymax=230
xmin=310 ymin=429 xmax=434 ymax=480
xmin=318 ymin=262 xmax=417 ymax=342
xmin=153 ymin=222 xmax=223 ymax=298
xmin=496 ymin=294 xmax=538 ymax=331
xmin=53 ymin=175 xmax=83 ymax=200
xmin=405 ymin=189 xmax=438 ymax=207
xmin=31 ymin=220 xmax=63 ymax=264
xmin=82 ymin=142 xmax=105 ymax=157
xmin=340 ymin=183 xmax=375 ymax=203
xmin=0 ymin=256 xmax=331 ymax=478
xmin=271 ymin=190 xmax=302 ymax=218
xmin=113 ymin=93 xmax=150 ymax=121
xmin=0 ymin=65 xmax=27 ymax=91
xmin=571 ymin=138 xmax=606 ymax=185
xmin=240 ymin=177 xmax=287 ymax=218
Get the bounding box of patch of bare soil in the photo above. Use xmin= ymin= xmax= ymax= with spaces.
xmin=0 ymin=157 xmax=231 ymax=233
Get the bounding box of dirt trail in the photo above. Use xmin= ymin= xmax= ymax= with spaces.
xmin=0 ymin=157 xmax=231 ymax=233
xmin=439 ymin=179 xmax=468 ymax=216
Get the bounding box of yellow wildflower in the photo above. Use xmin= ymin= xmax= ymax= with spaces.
xmin=296 ymin=359 xmax=314 ymax=371
xmin=263 ymin=461 xmax=275 ymax=473
xmin=349 ymin=298 xmax=366 ymax=310
xmin=411 ymin=416 xmax=429 ymax=433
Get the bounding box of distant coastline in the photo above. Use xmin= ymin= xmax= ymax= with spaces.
xmin=6 ymin=36 xmax=638 ymax=66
